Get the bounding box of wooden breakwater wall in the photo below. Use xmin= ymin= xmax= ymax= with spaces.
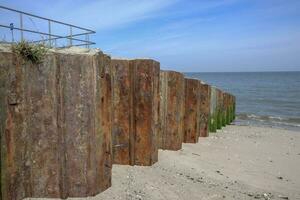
xmin=0 ymin=46 xmax=236 ymax=199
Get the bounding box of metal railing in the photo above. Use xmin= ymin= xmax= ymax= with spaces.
xmin=0 ymin=5 xmax=96 ymax=48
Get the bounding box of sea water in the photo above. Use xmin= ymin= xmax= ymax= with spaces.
xmin=185 ymin=72 xmax=300 ymax=131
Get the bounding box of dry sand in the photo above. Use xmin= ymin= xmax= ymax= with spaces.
xmin=29 ymin=125 xmax=300 ymax=200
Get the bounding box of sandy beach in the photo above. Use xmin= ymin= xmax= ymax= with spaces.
xmin=28 ymin=125 xmax=300 ymax=200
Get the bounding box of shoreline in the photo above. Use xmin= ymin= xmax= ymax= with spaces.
xmin=27 ymin=125 xmax=300 ymax=200
xmin=234 ymin=120 xmax=300 ymax=132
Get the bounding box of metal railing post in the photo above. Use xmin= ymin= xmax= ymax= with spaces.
xmin=86 ymin=34 xmax=90 ymax=48
xmin=69 ymin=26 xmax=72 ymax=47
xmin=48 ymin=20 xmax=51 ymax=47
xmin=85 ymin=34 xmax=87 ymax=48
xmin=9 ymin=23 xmax=14 ymax=42
xmin=20 ymin=13 xmax=23 ymax=41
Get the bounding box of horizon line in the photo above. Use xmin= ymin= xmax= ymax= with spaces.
xmin=182 ymin=70 xmax=300 ymax=73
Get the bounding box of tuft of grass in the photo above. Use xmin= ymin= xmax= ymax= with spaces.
xmin=11 ymin=40 xmax=48 ymax=64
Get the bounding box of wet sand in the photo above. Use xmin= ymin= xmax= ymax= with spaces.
xmin=29 ymin=125 xmax=300 ymax=200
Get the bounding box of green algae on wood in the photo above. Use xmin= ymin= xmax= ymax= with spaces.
xmin=199 ymin=83 xmax=211 ymax=137
xmin=209 ymin=86 xmax=217 ymax=133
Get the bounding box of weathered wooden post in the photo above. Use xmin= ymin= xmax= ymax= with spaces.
xmin=0 ymin=49 xmax=112 ymax=199
xmin=111 ymin=59 xmax=131 ymax=165
xmin=209 ymin=86 xmax=217 ymax=132
xmin=223 ymin=93 xmax=229 ymax=125
xmin=221 ymin=92 xmax=226 ymax=127
xmin=199 ymin=82 xmax=211 ymax=137
xmin=227 ymin=94 xmax=235 ymax=123
xmin=233 ymin=95 xmax=236 ymax=121
xmin=216 ymin=89 xmax=224 ymax=130
xmin=57 ymin=53 xmax=112 ymax=198
xmin=229 ymin=94 xmax=233 ymax=123
xmin=111 ymin=58 xmax=159 ymax=166
xmin=159 ymin=71 xmax=185 ymax=150
xmin=183 ymin=78 xmax=200 ymax=143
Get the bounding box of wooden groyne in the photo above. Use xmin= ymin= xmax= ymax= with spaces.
xmin=0 ymin=46 xmax=236 ymax=200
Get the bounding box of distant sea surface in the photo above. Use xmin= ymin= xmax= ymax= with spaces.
xmin=185 ymin=72 xmax=300 ymax=131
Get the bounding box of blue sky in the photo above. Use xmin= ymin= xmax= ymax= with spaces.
xmin=1 ymin=0 xmax=300 ymax=72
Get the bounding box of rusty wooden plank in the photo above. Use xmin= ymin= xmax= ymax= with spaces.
xmin=223 ymin=92 xmax=227 ymax=125
xmin=57 ymin=53 xmax=113 ymax=197
xmin=58 ymin=54 xmax=90 ymax=197
xmin=111 ymin=59 xmax=131 ymax=165
xmin=0 ymin=52 xmax=60 ymax=200
xmin=111 ymin=59 xmax=159 ymax=166
xmin=216 ymin=89 xmax=224 ymax=129
xmin=131 ymin=59 xmax=159 ymax=166
xmin=233 ymin=95 xmax=236 ymax=121
xmin=26 ymin=54 xmax=59 ymax=198
xmin=183 ymin=78 xmax=200 ymax=143
xmin=158 ymin=71 xmax=167 ymax=149
xmin=223 ymin=92 xmax=229 ymax=126
xmin=159 ymin=71 xmax=185 ymax=150
xmin=151 ymin=61 xmax=160 ymax=163
xmin=0 ymin=52 xmax=28 ymax=200
xmin=199 ymin=83 xmax=211 ymax=137
xmin=209 ymin=86 xmax=217 ymax=132
xmin=96 ymin=53 xmax=113 ymax=192
xmin=229 ymin=94 xmax=233 ymax=123
xmin=0 ymin=52 xmax=11 ymax=200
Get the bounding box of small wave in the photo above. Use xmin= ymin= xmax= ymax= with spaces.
xmin=236 ymin=113 xmax=300 ymax=129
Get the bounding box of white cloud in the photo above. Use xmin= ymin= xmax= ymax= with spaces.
xmin=42 ymin=0 xmax=178 ymax=30
xmin=1 ymin=0 xmax=178 ymax=30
